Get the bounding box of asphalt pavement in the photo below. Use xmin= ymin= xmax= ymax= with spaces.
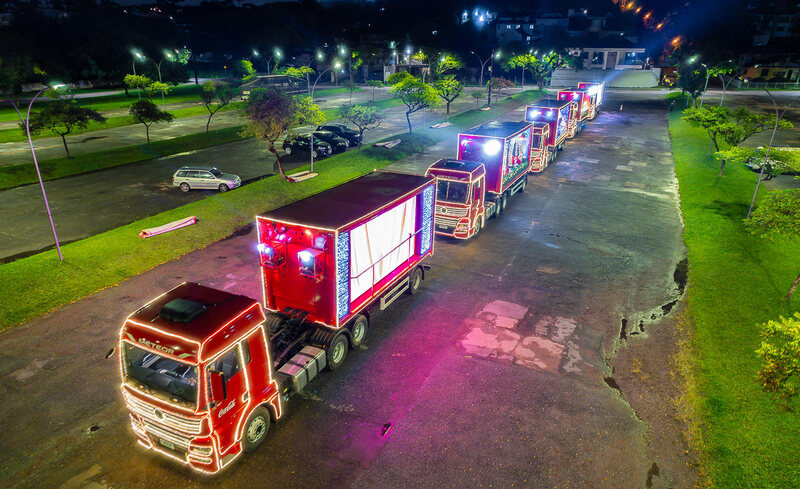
xmin=0 ymin=91 xmax=693 ymax=488
xmin=0 ymin=86 xmax=481 ymax=261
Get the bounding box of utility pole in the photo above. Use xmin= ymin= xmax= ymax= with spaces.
xmin=487 ymin=48 xmax=495 ymax=107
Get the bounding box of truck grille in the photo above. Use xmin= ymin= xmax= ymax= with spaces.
xmin=435 ymin=216 xmax=461 ymax=227
xmin=125 ymin=393 xmax=203 ymax=435
xmin=142 ymin=419 xmax=192 ymax=452
xmin=435 ymin=205 xmax=468 ymax=217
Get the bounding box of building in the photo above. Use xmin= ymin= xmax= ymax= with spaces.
xmin=743 ymin=62 xmax=800 ymax=82
xmin=567 ymin=35 xmax=647 ymax=70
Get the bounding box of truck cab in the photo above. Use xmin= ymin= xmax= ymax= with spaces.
xmin=578 ymin=81 xmax=604 ymax=113
xmin=119 ymin=282 xmax=282 ymax=474
xmin=529 ymin=122 xmax=551 ymax=173
xmin=558 ymin=88 xmax=593 ymax=131
xmin=426 ymin=159 xmax=487 ymax=239
xmin=525 ymin=99 xmax=572 ymax=154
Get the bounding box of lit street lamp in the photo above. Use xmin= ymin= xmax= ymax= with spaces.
xmin=25 ymin=83 xmax=66 ymax=262
xmin=699 ymin=63 xmax=710 ymax=108
xmin=471 ymin=50 xmax=492 ymax=87
xmin=132 ymin=51 xmax=144 ymax=99
xmin=310 ymin=61 xmax=341 ymax=101
xmin=487 ymin=49 xmax=501 ymax=106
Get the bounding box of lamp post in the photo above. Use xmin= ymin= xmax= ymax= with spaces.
xmin=147 ymin=51 xmax=175 ymax=106
xmin=132 ymin=51 xmax=144 ymax=99
xmin=699 ymin=63 xmax=710 ymax=108
xmin=471 ymin=51 xmax=492 ymax=87
xmin=25 ymin=84 xmax=66 ymax=261
xmin=310 ymin=61 xmax=341 ymax=101
xmin=487 ymin=49 xmax=500 ymax=107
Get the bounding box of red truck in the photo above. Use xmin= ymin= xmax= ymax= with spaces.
xmin=116 ymin=171 xmax=436 ymax=473
xmin=529 ymin=121 xmax=552 ymax=173
xmin=525 ymin=99 xmax=572 ymax=153
xmin=578 ymin=81 xmax=604 ymax=113
xmin=558 ymin=88 xmax=594 ymax=131
xmin=425 ymin=121 xmax=532 ymax=239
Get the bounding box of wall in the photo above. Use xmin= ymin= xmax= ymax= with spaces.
xmin=550 ymin=68 xmax=662 ymax=88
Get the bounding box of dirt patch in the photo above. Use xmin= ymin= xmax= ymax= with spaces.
xmin=611 ymin=297 xmax=699 ymax=489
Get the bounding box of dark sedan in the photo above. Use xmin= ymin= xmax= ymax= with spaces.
xmin=317 ymin=124 xmax=363 ymax=147
xmin=312 ymin=130 xmax=349 ymax=153
xmin=282 ymin=134 xmax=332 ymax=158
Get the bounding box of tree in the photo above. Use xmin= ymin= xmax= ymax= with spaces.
xmin=201 ymin=81 xmax=236 ymax=132
xmin=24 ymin=97 xmax=106 ymax=158
xmin=431 ymin=52 xmax=463 ymax=79
xmin=756 ymin=313 xmax=800 ymax=404
xmin=240 ymin=88 xmax=324 ymax=180
xmin=433 ymin=75 xmax=463 ymax=119
xmin=389 ymin=76 xmax=439 ymax=133
xmin=124 ymin=74 xmax=152 ymax=100
xmin=129 ymin=100 xmax=174 ymax=143
xmin=0 ymin=55 xmax=45 ymax=124
xmin=284 ymin=66 xmax=315 ymax=95
xmin=386 ymin=71 xmax=413 ymax=86
xmin=487 ymin=77 xmax=514 ymax=103
xmin=676 ymin=63 xmax=707 ymax=107
xmin=503 ymin=52 xmax=570 ymax=90
xmin=342 ymin=79 xmax=357 ymax=104
xmin=707 ymin=62 xmax=739 ymax=107
xmin=146 ymin=81 xmax=170 ymax=104
xmin=366 ymin=80 xmax=383 ymax=102
xmin=471 ymin=90 xmax=485 ymax=108
xmin=746 ymin=189 xmax=800 ymax=299
xmin=338 ymin=105 xmax=384 ymax=152
xmin=234 ymin=60 xmax=256 ymax=82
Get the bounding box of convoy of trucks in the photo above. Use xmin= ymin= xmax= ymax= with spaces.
xmin=117 ymin=82 xmax=606 ymax=472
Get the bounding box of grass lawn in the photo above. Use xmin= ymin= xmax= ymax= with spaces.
xmin=669 ymin=111 xmax=800 ymax=487
xmin=0 ymin=89 xmax=544 ymax=330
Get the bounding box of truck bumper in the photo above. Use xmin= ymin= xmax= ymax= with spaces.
xmin=129 ymin=413 xmax=219 ymax=474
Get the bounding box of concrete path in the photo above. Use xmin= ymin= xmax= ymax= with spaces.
xmin=0 ymin=91 xmax=692 ymax=489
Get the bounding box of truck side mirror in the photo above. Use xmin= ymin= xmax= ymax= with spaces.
xmin=209 ymin=371 xmax=227 ymax=402
xmin=105 ymin=346 xmax=117 ymax=359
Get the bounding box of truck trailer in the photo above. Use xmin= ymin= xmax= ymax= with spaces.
xmin=525 ymin=99 xmax=572 ymax=152
xmin=578 ymin=81 xmax=604 ymax=113
xmin=117 ymin=171 xmax=436 ymax=474
xmin=425 ymin=120 xmax=532 ymax=239
xmin=558 ymin=88 xmax=594 ymax=128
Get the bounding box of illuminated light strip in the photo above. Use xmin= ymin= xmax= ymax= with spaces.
xmin=122 ymin=383 xmax=199 ymax=416
xmin=197 ymin=302 xmax=261 ymax=361
xmin=336 ymin=231 xmax=351 ymax=322
xmin=254 ymin=216 xmax=336 ymax=233
xmin=125 ymin=319 xmax=202 ymax=355
xmin=125 ymin=393 xmax=203 ymax=433
xmin=335 ymin=181 xmax=436 ymax=232
xmin=420 ymin=184 xmax=434 ymax=255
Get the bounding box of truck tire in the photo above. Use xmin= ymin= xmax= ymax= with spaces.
xmin=326 ymin=333 xmax=349 ymax=370
xmin=408 ymin=267 xmax=423 ymax=295
xmin=472 ymin=217 xmax=482 ymax=238
xmin=348 ymin=314 xmax=368 ymax=348
xmin=242 ymin=406 xmax=271 ymax=452
xmin=500 ymin=195 xmax=508 ymax=213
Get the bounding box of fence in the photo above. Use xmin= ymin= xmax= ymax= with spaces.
xmin=731 ymin=79 xmax=800 ymax=89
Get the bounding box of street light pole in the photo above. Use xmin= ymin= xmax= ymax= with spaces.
xmin=471 ymin=51 xmax=491 ymax=87
xmin=699 ymin=63 xmax=710 ymax=108
xmin=25 ymin=85 xmax=65 ymax=261
xmin=487 ymin=49 xmax=495 ymax=107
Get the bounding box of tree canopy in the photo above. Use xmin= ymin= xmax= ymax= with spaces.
xmin=201 ymin=81 xmax=236 ymax=132
xmin=129 ymin=100 xmax=174 ymax=143
xmin=24 ymin=98 xmax=106 ymax=157
xmin=338 ymin=105 xmax=384 ymax=151
xmin=388 ymin=76 xmax=439 ymax=133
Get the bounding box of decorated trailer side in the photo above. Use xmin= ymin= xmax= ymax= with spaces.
xmin=578 ymin=81 xmax=604 ymax=116
xmin=117 ymin=172 xmax=436 ymax=474
xmin=558 ymin=88 xmax=593 ymax=128
xmin=525 ymin=99 xmax=572 ymax=153
xmin=425 ymin=121 xmax=532 ymax=239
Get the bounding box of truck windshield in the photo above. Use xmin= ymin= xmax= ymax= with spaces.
xmin=436 ymin=180 xmax=469 ymax=204
xmin=122 ymin=342 xmax=198 ymax=410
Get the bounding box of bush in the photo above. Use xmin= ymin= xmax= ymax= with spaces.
xmin=756 ymin=313 xmax=800 ymax=405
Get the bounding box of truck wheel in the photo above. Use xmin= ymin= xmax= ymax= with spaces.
xmin=472 ymin=217 xmax=482 ymax=237
xmin=242 ymin=406 xmax=271 ymax=452
xmin=408 ymin=267 xmax=423 ymax=295
xmin=500 ymin=195 xmax=508 ymax=212
xmin=326 ymin=333 xmax=349 ymax=370
xmin=348 ymin=314 xmax=368 ymax=348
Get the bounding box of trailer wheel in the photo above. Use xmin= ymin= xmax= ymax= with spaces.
xmin=500 ymin=195 xmax=508 ymax=212
xmin=408 ymin=267 xmax=423 ymax=295
xmin=242 ymin=406 xmax=271 ymax=452
xmin=326 ymin=333 xmax=349 ymax=370
xmin=349 ymin=314 xmax=368 ymax=348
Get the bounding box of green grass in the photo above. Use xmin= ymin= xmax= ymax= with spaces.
xmin=0 ymin=84 xmax=204 ymax=122
xmin=0 ymin=126 xmax=246 ymax=190
xmin=669 ymin=111 xmax=800 ymax=487
xmin=0 ymin=89 xmax=545 ymax=330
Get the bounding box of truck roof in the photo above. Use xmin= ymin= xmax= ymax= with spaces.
xmin=259 ymin=171 xmax=433 ymax=230
xmin=124 ymin=282 xmax=264 ymax=362
xmin=428 ymin=158 xmax=486 ymax=177
xmin=462 ymin=120 xmax=531 ymax=139
xmin=528 ymin=99 xmax=571 ymax=109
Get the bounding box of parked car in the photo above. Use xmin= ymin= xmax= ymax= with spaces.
xmin=172 ymin=166 xmax=241 ymax=193
xmin=317 ymin=123 xmax=363 ymax=146
xmin=312 ymin=130 xmax=349 ymax=153
xmin=282 ymin=134 xmax=332 ymax=158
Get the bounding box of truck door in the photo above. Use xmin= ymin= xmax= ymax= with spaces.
xmin=473 ymin=179 xmax=483 ymax=215
xmin=208 ymin=343 xmax=250 ymax=455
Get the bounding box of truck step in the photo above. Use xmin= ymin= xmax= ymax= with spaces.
xmin=380 ymin=277 xmax=410 ymax=310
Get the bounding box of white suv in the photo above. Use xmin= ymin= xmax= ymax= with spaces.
xmin=172 ymin=166 xmax=241 ymax=193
